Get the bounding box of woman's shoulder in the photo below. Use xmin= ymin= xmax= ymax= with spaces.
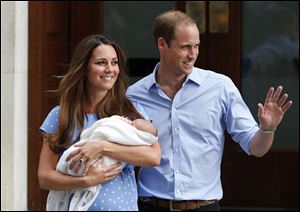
xmin=44 ymin=105 xmax=60 ymax=120
xmin=39 ymin=105 xmax=60 ymax=135
xmin=49 ymin=105 xmax=60 ymax=114
xmin=45 ymin=106 xmax=60 ymax=122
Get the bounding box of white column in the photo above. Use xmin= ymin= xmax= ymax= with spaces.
xmin=1 ymin=1 xmax=28 ymax=210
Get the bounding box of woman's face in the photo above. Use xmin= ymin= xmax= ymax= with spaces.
xmin=86 ymin=44 xmax=120 ymax=94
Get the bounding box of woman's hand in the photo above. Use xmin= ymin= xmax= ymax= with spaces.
xmin=84 ymin=158 xmax=122 ymax=186
xmin=66 ymin=141 xmax=107 ymax=175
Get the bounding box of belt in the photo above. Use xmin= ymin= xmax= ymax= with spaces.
xmin=139 ymin=197 xmax=218 ymax=211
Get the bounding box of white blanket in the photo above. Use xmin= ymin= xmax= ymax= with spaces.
xmin=46 ymin=115 xmax=157 ymax=211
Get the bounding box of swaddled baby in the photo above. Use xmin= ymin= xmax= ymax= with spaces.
xmin=46 ymin=115 xmax=157 ymax=211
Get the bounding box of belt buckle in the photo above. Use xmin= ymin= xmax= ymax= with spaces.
xmin=139 ymin=197 xmax=151 ymax=202
xmin=206 ymin=200 xmax=216 ymax=205
xmin=169 ymin=200 xmax=181 ymax=211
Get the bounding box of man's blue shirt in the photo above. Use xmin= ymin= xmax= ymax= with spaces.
xmin=126 ymin=63 xmax=259 ymax=200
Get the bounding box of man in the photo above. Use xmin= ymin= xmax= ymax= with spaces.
xmin=126 ymin=10 xmax=293 ymax=211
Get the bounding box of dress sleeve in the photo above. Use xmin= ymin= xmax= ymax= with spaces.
xmin=39 ymin=106 xmax=60 ymax=135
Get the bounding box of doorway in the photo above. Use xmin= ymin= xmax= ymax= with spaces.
xmin=28 ymin=1 xmax=298 ymax=210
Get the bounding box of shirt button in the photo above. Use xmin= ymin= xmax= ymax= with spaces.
xmin=175 ymin=148 xmax=178 ymax=152
xmin=176 ymin=189 xmax=180 ymax=193
xmin=176 ymin=170 xmax=180 ymax=174
xmin=173 ymin=107 xmax=176 ymax=111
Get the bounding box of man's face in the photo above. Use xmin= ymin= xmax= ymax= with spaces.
xmin=162 ymin=23 xmax=200 ymax=75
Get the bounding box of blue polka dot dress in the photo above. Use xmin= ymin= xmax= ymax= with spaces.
xmin=40 ymin=106 xmax=139 ymax=211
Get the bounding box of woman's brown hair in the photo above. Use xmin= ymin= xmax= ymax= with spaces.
xmin=48 ymin=34 xmax=142 ymax=153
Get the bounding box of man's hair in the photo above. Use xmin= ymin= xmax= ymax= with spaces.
xmin=153 ymin=10 xmax=196 ymax=47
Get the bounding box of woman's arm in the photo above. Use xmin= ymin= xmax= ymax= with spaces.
xmin=101 ymin=140 xmax=161 ymax=167
xmin=38 ymin=137 xmax=121 ymax=191
xmin=67 ymin=140 xmax=161 ymax=173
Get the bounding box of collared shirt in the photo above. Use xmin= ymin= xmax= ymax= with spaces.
xmin=126 ymin=63 xmax=259 ymax=201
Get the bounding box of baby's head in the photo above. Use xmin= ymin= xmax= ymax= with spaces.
xmin=132 ymin=119 xmax=158 ymax=137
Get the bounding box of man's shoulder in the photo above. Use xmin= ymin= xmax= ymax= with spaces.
xmin=196 ymin=67 xmax=230 ymax=80
xmin=193 ymin=67 xmax=232 ymax=85
xmin=127 ymin=74 xmax=152 ymax=94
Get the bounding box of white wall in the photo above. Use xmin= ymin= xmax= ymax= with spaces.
xmin=1 ymin=1 xmax=28 ymax=210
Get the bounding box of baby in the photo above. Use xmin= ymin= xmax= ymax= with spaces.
xmin=46 ymin=115 xmax=157 ymax=211
xmin=122 ymin=116 xmax=157 ymax=138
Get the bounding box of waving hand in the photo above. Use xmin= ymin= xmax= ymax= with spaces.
xmin=258 ymin=86 xmax=293 ymax=131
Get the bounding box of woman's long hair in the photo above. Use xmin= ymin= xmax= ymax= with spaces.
xmin=49 ymin=34 xmax=142 ymax=153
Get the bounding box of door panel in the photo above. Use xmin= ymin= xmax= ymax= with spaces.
xmin=28 ymin=1 xmax=103 ymax=210
xmin=28 ymin=2 xmax=69 ymax=210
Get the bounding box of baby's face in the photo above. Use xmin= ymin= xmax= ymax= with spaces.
xmin=132 ymin=119 xmax=153 ymax=133
xmin=117 ymin=116 xmax=153 ymax=134
xmin=118 ymin=117 xmax=145 ymax=131
xmin=132 ymin=119 xmax=144 ymax=130
xmin=118 ymin=116 xmax=133 ymax=125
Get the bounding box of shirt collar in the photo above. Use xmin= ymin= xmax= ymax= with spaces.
xmin=145 ymin=62 xmax=206 ymax=90
xmin=145 ymin=63 xmax=160 ymax=90
xmin=185 ymin=67 xmax=204 ymax=86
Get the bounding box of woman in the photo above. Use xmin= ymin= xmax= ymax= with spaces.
xmin=38 ymin=34 xmax=161 ymax=211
